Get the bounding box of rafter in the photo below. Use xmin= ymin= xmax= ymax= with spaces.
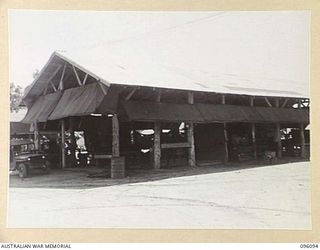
xmin=281 ymin=98 xmax=289 ymax=108
xmin=50 ymin=80 xmax=57 ymax=92
xmin=44 ymin=65 xmax=62 ymax=93
xmin=125 ymin=88 xmax=137 ymax=100
xmin=59 ymin=63 xmax=67 ymax=90
xmin=264 ymin=97 xmax=272 ymax=107
xmin=72 ymin=65 xmax=82 ymax=86
xmin=82 ymin=73 xmax=88 ymax=85
xmin=98 ymin=82 xmax=107 ymax=95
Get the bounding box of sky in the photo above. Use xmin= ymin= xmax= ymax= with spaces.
xmin=8 ymin=10 xmax=310 ymax=90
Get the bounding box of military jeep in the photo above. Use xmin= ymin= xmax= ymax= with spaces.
xmin=10 ymin=139 xmax=50 ymax=178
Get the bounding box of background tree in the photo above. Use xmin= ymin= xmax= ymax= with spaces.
xmin=10 ymin=82 xmax=23 ymax=113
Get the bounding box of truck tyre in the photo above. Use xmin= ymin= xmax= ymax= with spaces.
xmin=18 ymin=163 xmax=28 ymax=178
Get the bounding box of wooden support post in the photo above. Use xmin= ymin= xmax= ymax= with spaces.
xmin=156 ymin=89 xmax=161 ymax=102
xmin=112 ymin=114 xmax=120 ymax=157
xmin=275 ymin=123 xmax=282 ymax=158
xmin=300 ymin=124 xmax=306 ymax=158
xmin=251 ymin=123 xmax=257 ymax=159
xmin=275 ymin=98 xmax=282 ymax=158
xmin=69 ymin=117 xmax=76 ymax=167
xmin=187 ymin=92 xmax=196 ymax=167
xmin=223 ymin=124 xmax=229 ymax=162
xmin=221 ymin=94 xmax=226 ymax=105
xmin=250 ymin=97 xmax=257 ymax=159
xmin=61 ymin=119 xmax=66 ymax=169
xmin=153 ymin=122 xmax=161 ymax=169
xmin=33 ymin=122 xmax=39 ymax=150
xmin=153 ymin=89 xmax=162 ymax=169
xmin=297 ymin=99 xmax=306 ymax=158
xmin=222 ymin=94 xmax=229 ymax=162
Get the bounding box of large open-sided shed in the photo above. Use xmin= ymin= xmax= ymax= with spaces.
xmin=21 ymin=51 xmax=309 ymax=177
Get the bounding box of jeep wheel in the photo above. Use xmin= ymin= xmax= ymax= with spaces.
xmin=18 ymin=163 xmax=28 ymax=178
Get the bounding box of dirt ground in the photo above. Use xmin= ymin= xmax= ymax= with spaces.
xmin=8 ymin=160 xmax=311 ymax=229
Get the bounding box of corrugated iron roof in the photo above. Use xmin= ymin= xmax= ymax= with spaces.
xmin=122 ymin=100 xmax=205 ymax=122
xmin=48 ymin=82 xmax=107 ymax=120
xmin=21 ymin=91 xmax=63 ymax=123
xmin=23 ymin=50 xmax=309 ymax=101
xmin=58 ymin=51 xmax=308 ymax=98
xmin=122 ymin=101 xmax=309 ymax=124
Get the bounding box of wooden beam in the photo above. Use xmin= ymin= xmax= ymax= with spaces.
xmin=275 ymin=98 xmax=282 ymax=158
xmin=250 ymin=96 xmax=257 ymax=159
xmin=72 ymin=65 xmax=82 ymax=86
xmin=221 ymin=94 xmax=226 ymax=105
xmin=153 ymin=122 xmax=161 ymax=169
xmin=222 ymin=94 xmax=229 ymax=162
xmin=33 ymin=122 xmax=39 ymax=150
xmin=188 ymin=92 xmax=194 ymax=104
xmin=45 ymin=64 xmax=62 ymax=93
xmin=153 ymin=91 xmax=162 ymax=169
xmin=300 ymin=123 xmax=306 ymax=158
xmin=161 ymin=142 xmax=190 ymax=149
xmin=297 ymin=99 xmax=302 ymax=109
xmin=82 ymin=73 xmax=88 ymax=85
xmin=275 ymin=98 xmax=280 ymax=108
xmin=264 ymin=97 xmax=272 ymax=107
xmin=61 ymin=119 xmax=66 ymax=169
xmin=50 ymin=81 xmax=57 ymax=92
xmin=69 ymin=117 xmax=76 ymax=166
xmin=99 ymin=82 xmax=107 ymax=95
xmin=125 ymin=88 xmax=137 ymax=100
xmin=59 ymin=63 xmax=67 ymax=90
xmin=47 ymin=64 xmax=62 ymax=86
xmin=281 ymin=98 xmax=289 ymax=108
xmin=156 ymin=89 xmax=162 ymax=102
xmin=43 ymin=83 xmax=50 ymax=95
xmin=223 ymin=123 xmax=229 ymax=162
xmin=298 ymin=101 xmax=306 ymax=158
xmin=275 ymin=123 xmax=282 ymax=158
xmin=187 ymin=92 xmax=196 ymax=167
xmin=112 ymin=114 xmax=120 ymax=157
xmin=250 ymin=96 xmax=254 ymax=106
xmin=251 ymin=123 xmax=257 ymax=159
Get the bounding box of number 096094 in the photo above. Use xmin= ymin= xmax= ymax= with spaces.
xmin=300 ymin=244 xmax=319 ymax=248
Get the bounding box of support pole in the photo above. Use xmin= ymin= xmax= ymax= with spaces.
xmin=61 ymin=119 xmax=66 ymax=169
xmin=112 ymin=114 xmax=120 ymax=157
xmin=33 ymin=122 xmax=39 ymax=150
xmin=187 ymin=92 xmax=196 ymax=167
xmin=69 ymin=117 xmax=76 ymax=167
xmin=153 ymin=122 xmax=161 ymax=169
xmin=153 ymin=89 xmax=162 ymax=169
xmin=250 ymin=97 xmax=257 ymax=159
xmin=298 ymin=99 xmax=306 ymax=158
xmin=275 ymin=98 xmax=282 ymax=158
xmin=222 ymin=95 xmax=229 ymax=162
xmin=300 ymin=123 xmax=306 ymax=158
xmin=275 ymin=123 xmax=282 ymax=158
